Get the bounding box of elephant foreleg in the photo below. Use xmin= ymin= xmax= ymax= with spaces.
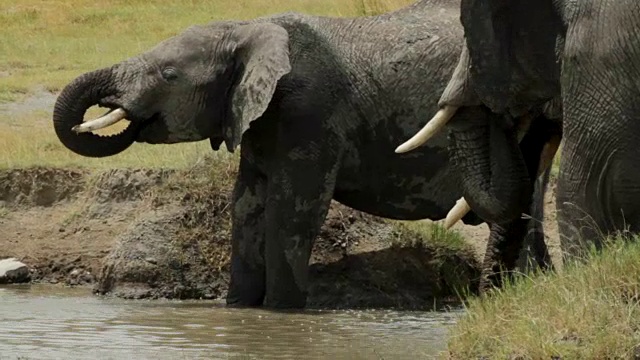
xmin=226 ymin=157 xmax=268 ymax=307
xmin=262 ymin=159 xmax=340 ymax=309
xmin=480 ymin=221 xmax=530 ymax=292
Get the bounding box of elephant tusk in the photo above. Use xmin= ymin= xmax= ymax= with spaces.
xmin=444 ymin=197 xmax=472 ymax=229
xmin=395 ymin=105 xmax=459 ymax=153
xmin=72 ymin=108 xmax=127 ymax=134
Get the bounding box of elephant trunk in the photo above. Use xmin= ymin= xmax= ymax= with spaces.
xmin=448 ymin=106 xmax=532 ymax=225
xmin=53 ymin=67 xmax=137 ymax=158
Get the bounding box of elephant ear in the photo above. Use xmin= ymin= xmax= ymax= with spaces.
xmin=438 ymin=46 xmax=481 ymax=108
xmin=223 ymin=23 xmax=291 ymax=152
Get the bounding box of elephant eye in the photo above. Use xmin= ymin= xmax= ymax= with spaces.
xmin=161 ymin=67 xmax=179 ymax=82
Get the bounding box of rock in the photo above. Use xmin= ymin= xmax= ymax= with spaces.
xmin=0 ymin=258 xmax=31 ymax=284
xmin=66 ymin=268 xmax=95 ymax=286
xmin=94 ymin=206 xmax=230 ymax=300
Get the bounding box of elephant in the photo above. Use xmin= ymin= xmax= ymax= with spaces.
xmin=399 ymin=0 xmax=640 ymax=267
xmin=52 ymin=0 xmax=552 ymax=307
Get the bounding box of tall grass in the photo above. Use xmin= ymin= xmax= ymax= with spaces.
xmin=447 ymin=237 xmax=640 ymax=359
xmin=0 ymin=0 xmax=412 ymax=169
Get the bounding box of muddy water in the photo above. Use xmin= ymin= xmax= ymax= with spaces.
xmin=0 ymin=285 xmax=460 ymax=360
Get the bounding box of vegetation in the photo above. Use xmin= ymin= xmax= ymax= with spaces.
xmin=0 ymin=0 xmax=412 ymax=169
xmin=447 ymin=237 xmax=640 ymax=359
xmin=393 ymin=220 xmax=469 ymax=252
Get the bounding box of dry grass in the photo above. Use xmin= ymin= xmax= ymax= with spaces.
xmin=447 ymin=237 xmax=640 ymax=359
xmin=0 ymin=0 xmax=412 ymax=169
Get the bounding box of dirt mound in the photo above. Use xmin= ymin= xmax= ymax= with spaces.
xmin=95 ymin=197 xmax=479 ymax=308
xmin=96 ymin=206 xmax=230 ymax=300
xmin=0 ymin=167 xmax=174 ymax=285
xmin=0 ymin=167 xmax=86 ymax=207
xmin=86 ymin=169 xmax=173 ymax=203
xmin=0 ymin=167 xmax=172 ymax=208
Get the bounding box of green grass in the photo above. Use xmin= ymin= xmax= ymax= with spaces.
xmin=447 ymin=237 xmax=640 ymax=359
xmin=0 ymin=0 xmax=411 ymax=169
xmin=0 ymin=111 xmax=216 ymax=169
xmin=392 ymin=220 xmax=469 ymax=252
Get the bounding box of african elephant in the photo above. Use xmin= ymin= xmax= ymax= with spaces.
xmin=52 ymin=0 xmax=551 ymax=307
xmin=400 ymin=0 xmax=640 ymax=265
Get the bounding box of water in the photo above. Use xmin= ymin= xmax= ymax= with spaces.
xmin=0 ymin=285 xmax=460 ymax=360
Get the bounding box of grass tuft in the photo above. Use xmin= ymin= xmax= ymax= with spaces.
xmin=392 ymin=220 xmax=468 ymax=252
xmin=447 ymin=236 xmax=640 ymax=359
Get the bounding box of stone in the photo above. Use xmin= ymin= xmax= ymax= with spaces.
xmin=0 ymin=258 xmax=31 ymax=284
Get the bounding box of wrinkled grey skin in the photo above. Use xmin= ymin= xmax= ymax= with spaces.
xmin=438 ymin=0 xmax=640 ymax=260
xmin=53 ymin=0 xmax=551 ymax=307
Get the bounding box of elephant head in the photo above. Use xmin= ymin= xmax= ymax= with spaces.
xmin=397 ymin=0 xmax=565 ymax=225
xmin=53 ymin=22 xmax=291 ymax=157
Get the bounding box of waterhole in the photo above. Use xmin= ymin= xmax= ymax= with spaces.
xmin=0 ymin=285 xmax=460 ymax=359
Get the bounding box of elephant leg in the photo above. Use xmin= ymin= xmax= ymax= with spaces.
xmin=480 ymin=116 xmax=559 ymax=292
xmin=518 ymin=166 xmax=553 ymax=273
xmin=262 ymin=160 xmax=340 ymax=309
xmin=480 ymin=221 xmax=528 ymax=292
xmin=226 ymin=157 xmax=268 ymax=307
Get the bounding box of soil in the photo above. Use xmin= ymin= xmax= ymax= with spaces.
xmin=0 ymin=163 xmax=562 ymax=308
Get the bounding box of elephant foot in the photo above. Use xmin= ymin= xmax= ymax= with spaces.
xmin=264 ymin=266 xmax=309 ymax=309
xmin=225 ymin=293 xmax=265 ymax=307
xmin=263 ymin=290 xmax=308 ymax=309
xmin=478 ymin=264 xmax=512 ymax=295
xmin=226 ymin=258 xmax=266 ymax=307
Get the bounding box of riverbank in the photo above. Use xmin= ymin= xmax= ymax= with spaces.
xmin=446 ymin=238 xmax=640 ymax=359
xmin=0 ymin=162 xmax=483 ymax=309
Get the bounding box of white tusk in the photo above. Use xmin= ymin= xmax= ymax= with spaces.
xmin=395 ymin=105 xmax=459 ymax=153
xmin=72 ymin=108 xmax=127 ymax=134
xmin=443 ymin=197 xmax=471 ymax=230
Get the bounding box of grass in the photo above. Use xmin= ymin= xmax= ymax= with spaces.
xmin=0 ymin=0 xmax=412 ymax=169
xmin=447 ymin=236 xmax=640 ymax=359
xmin=0 ymin=111 xmax=215 ymax=169
xmin=392 ymin=220 xmax=469 ymax=252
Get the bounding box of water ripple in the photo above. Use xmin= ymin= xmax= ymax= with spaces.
xmin=0 ymin=285 xmax=459 ymax=359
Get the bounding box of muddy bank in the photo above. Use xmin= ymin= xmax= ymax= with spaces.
xmin=0 ymin=162 xmax=482 ymax=309
xmin=95 ymin=201 xmax=479 ymax=309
